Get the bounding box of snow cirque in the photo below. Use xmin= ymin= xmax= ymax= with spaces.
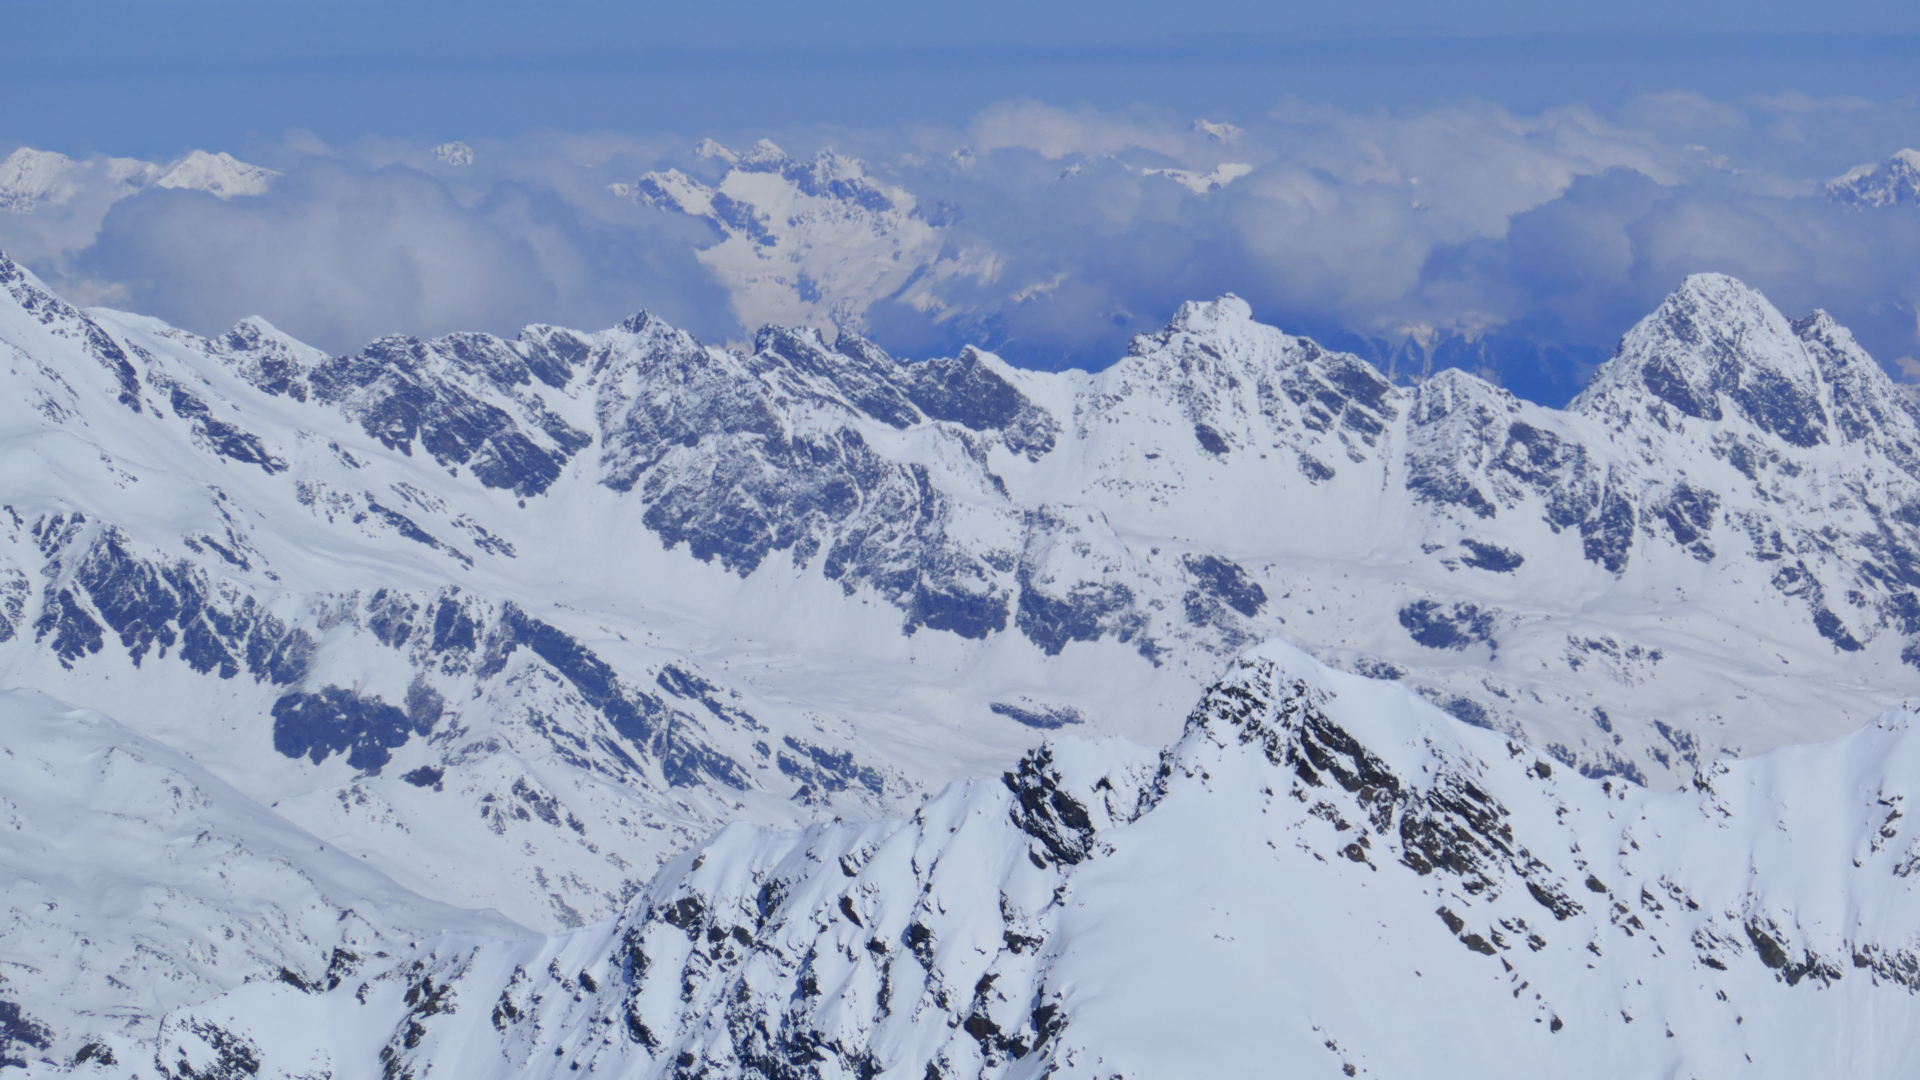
xmin=4 ymin=244 xmax=1920 ymax=1070
xmin=132 ymin=644 xmax=1920 ymax=1080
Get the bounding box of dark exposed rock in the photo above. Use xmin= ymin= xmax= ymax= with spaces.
xmin=777 ymin=737 xmax=885 ymax=799
xmin=1004 ymin=746 xmax=1099 ymax=866
xmin=1271 ymin=340 xmax=1398 ymax=445
xmin=1744 ymin=920 xmax=1844 ymax=987
xmin=1195 ymin=662 xmax=1578 ymax=915
xmin=894 ymin=345 xmax=1057 ymax=459
xmin=363 ymin=497 xmax=470 ymax=566
xmin=308 ymin=334 xmax=589 ymax=498
xmin=1657 ymin=483 xmax=1720 ymax=562
xmin=656 ymin=665 xmax=765 ymax=731
xmin=1459 ymin=540 xmax=1524 ymax=573
xmin=1422 ymin=690 xmax=1495 ymax=730
xmin=1182 ymin=554 xmax=1267 ymax=617
xmin=1297 ymin=452 xmax=1336 ymax=481
xmin=1398 ymin=600 xmax=1496 ymax=652
xmin=271 ymin=686 xmax=425 ymax=773
xmin=484 ymin=604 xmax=748 ymax=790
xmin=989 ymin=702 xmax=1085 ymax=729
xmin=0 ymin=997 xmax=51 ymax=1069
xmin=34 ymin=522 xmax=314 ymax=682
xmin=1578 ymin=482 xmax=1636 ymax=575
xmin=165 ymin=385 xmax=287 ymax=474
xmin=401 ymin=766 xmax=445 ymax=790
xmin=1017 ymin=563 xmax=1152 ymax=660
xmin=158 ymin=1020 xmax=262 ymax=1080
xmin=430 ymin=596 xmax=480 ymax=654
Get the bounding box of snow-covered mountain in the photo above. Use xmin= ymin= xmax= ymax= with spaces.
xmin=613 ymin=140 xmax=961 ymax=336
xmin=615 ymin=140 xmax=1006 ymax=339
xmin=0 ymin=147 xmax=277 ymax=216
xmin=0 ymin=151 xmax=81 ymax=215
xmin=87 ymin=644 xmax=1920 ymax=1079
xmin=5 ymin=247 xmax=1920 ymax=1072
xmin=1825 ymin=149 xmax=1920 ymax=208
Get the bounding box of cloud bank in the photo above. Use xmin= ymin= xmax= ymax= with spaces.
xmin=4 ymin=92 xmax=1920 ymax=402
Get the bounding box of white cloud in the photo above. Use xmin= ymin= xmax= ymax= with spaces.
xmin=1193 ymin=119 xmax=1242 ymax=145
xmin=967 ymin=101 xmax=1189 ymax=160
xmin=1139 ymin=162 xmax=1253 ymax=194
xmin=5 ymin=92 xmax=1920 ymax=387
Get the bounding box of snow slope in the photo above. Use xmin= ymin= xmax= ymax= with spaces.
xmin=0 ymin=690 xmax=518 ymax=1070
xmin=124 ymin=642 xmax=1920 ymax=1080
xmin=5 ymin=248 xmax=1920 ymax=1067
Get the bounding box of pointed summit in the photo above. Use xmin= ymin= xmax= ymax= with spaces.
xmin=1574 ymin=273 xmax=1832 ymax=448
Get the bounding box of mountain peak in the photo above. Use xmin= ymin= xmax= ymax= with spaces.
xmin=154 ymin=150 xmax=278 ymax=199
xmin=1162 ymin=293 xmax=1254 ymax=336
xmin=752 ymin=322 xmax=833 ymax=356
xmin=0 ymin=147 xmax=78 ymax=213
xmin=1826 ymin=149 xmax=1920 ymax=208
xmin=618 ymin=309 xmax=669 ymax=335
xmin=1668 ymin=269 xmax=1767 ymax=305
xmin=1572 ymin=273 xmax=1833 ymax=448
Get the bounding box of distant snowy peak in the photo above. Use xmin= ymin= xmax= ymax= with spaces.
xmin=1826 ymin=148 xmax=1920 ymax=208
xmin=0 ymin=148 xmax=78 ymax=213
xmin=153 ymin=150 xmax=278 ymax=199
xmin=622 ymin=139 xmax=910 ymax=226
xmin=0 ymin=146 xmax=276 ymax=213
xmin=1159 ymin=291 xmax=1256 ymax=334
xmin=616 ymin=140 xmax=953 ymax=333
xmin=432 ymin=141 xmax=474 ymax=167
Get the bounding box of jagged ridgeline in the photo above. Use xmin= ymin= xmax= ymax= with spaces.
xmin=155 ymin=645 xmax=1920 ymax=1079
xmin=10 ymin=252 xmax=1920 ymax=784
xmin=8 ymin=247 xmax=1920 ymax=1072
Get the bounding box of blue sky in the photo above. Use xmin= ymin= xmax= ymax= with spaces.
xmin=5 ymin=2 xmax=1920 ymax=398
xmin=8 ymin=0 xmax=1920 ymax=156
